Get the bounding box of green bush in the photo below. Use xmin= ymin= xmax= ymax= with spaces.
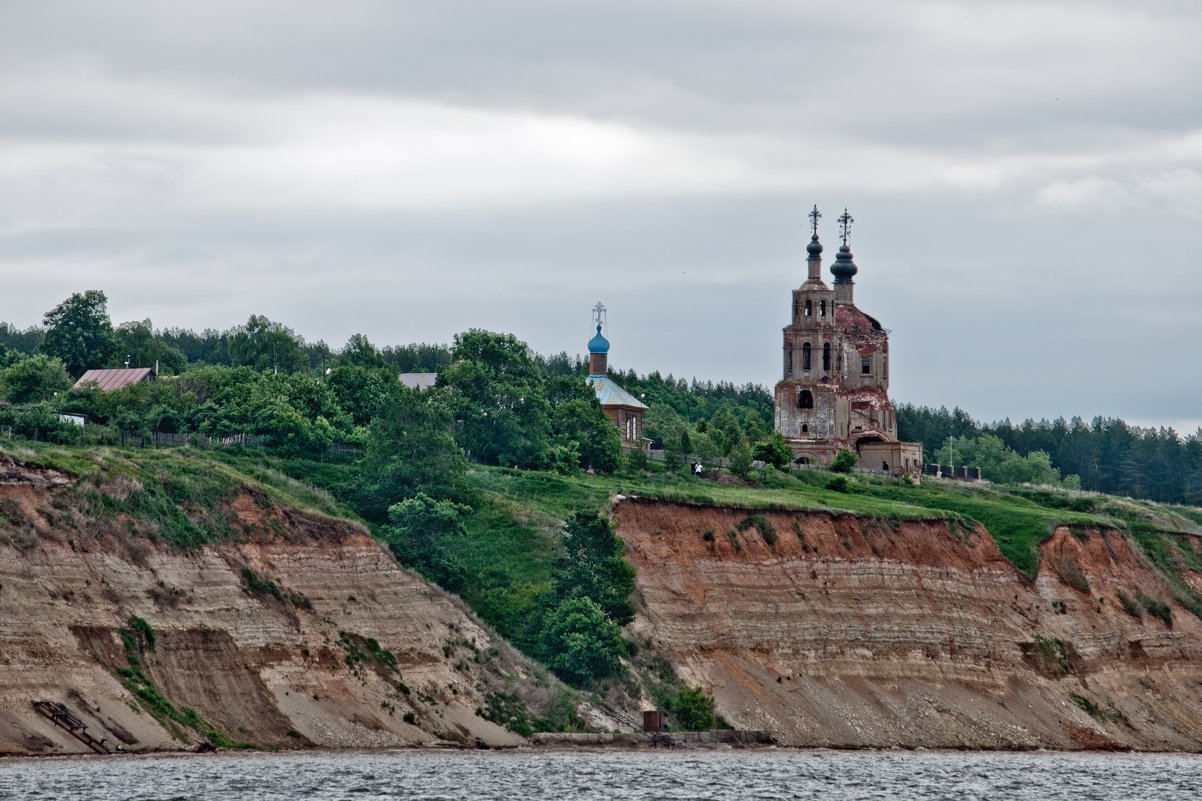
xmin=669 ymin=686 xmax=715 ymax=731
xmin=539 ymin=595 xmax=626 ymax=685
xmin=728 ymin=441 xmax=753 ymax=479
xmin=752 ymin=432 xmax=793 ymax=469
xmin=831 ymin=449 xmax=857 ymax=474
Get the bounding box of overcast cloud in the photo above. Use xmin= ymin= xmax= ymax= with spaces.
xmin=2 ymin=1 xmax=1201 ymax=430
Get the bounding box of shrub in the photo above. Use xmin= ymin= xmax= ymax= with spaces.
xmin=826 ymin=475 xmax=849 ymax=493
xmin=1117 ymin=591 xmax=1143 ymax=619
xmin=830 ymin=449 xmax=857 ymax=474
xmin=736 ymin=514 xmax=777 ymax=546
xmin=1136 ymin=592 xmax=1172 ymax=626
xmin=1051 ymin=557 xmax=1090 ymax=594
xmin=728 ymin=441 xmax=753 ymax=480
xmin=669 ymin=686 xmax=715 ymax=731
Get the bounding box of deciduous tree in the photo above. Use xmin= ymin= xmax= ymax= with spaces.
xmin=41 ymin=290 xmax=116 ymax=377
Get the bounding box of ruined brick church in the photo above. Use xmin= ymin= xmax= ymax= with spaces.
xmin=773 ymin=207 xmax=923 ymax=479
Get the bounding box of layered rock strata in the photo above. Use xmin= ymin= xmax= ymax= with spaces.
xmin=0 ymin=463 xmax=529 ymax=755
xmin=615 ymin=498 xmax=1202 ymax=750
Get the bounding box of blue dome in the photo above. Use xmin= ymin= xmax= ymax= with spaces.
xmin=587 ymin=324 xmax=610 ymax=354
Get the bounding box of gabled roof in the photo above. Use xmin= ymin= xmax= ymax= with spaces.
xmin=588 ymin=376 xmax=648 ymax=410
xmin=398 ymin=372 xmax=438 ymax=390
xmin=73 ymin=367 xmax=155 ymax=391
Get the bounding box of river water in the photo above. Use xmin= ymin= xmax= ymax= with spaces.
xmin=1 ymin=749 xmax=1199 ymax=801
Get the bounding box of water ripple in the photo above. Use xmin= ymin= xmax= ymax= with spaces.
xmin=0 ymin=749 xmax=1200 ymax=801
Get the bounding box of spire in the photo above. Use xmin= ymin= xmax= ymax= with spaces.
xmin=805 ymin=204 xmax=824 ymax=282
xmin=830 ymin=208 xmax=858 ymax=304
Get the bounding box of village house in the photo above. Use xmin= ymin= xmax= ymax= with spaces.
xmin=72 ymin=366 xmax=156 ymax=392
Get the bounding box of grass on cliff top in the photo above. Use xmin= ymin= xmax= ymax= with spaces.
xmin=467 ymin=465 xmax=1202 ymax=580
xmin=0 ymin=441 xmax=351 ymax=548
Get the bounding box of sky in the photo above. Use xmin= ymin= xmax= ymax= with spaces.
xmin=2 ymin=1 xmax=1201 ymax=432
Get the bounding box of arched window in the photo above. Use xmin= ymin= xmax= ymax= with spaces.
xmin=820 ymin=300 xmax=826 ymax=316
xmin=822 ymin=342 xmax=831 ymax=372
xmin=804 ymin=300 xmax=812 ymax=317
xmin=802 ymin=342 xmax=812 ymax=371
xmin=799 ymin=390 xmax=813 ymax=409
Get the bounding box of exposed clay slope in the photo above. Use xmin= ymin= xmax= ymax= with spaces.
xmin=0 ymin=457 xmax=539 ymax=756
xmin=616 ymin=497 xmax=1202 ymax=750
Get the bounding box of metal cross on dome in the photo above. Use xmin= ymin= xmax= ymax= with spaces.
xmin=808 ymin=204 xmax=821 ymax=236
xmin=592 ymin=301 xmax=607 ymax=331
xmin=837 ymin=208 xmax=854 ymax=246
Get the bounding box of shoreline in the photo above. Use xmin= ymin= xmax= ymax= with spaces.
xmin=7 ymin=737 xmax=1202 ymax=761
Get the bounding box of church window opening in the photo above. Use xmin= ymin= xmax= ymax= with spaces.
xmin=802 ymin=424 xmax=809 ymax=433
xmin=883 ymin=354 xmax=888 ymax=379
xmin=802 ymin=343 xmax=812 ymax=371
xmin=804 ymin=300 xmax=812 ymax=317
xmin=820 ymin=300 xmax=826 ymax=316
xmin=823 ymin=342 xmax=831 ymax=372
xmin=861 ymin=356 xmax=871 ymax=375
xmin=799 ymin=390 xmax=813 ymax=409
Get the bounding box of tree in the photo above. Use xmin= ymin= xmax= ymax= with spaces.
xmin=729 ymin=441 xmax=754 ymax=479
xmin=0 ymin=354 xmax=72 ymax=403
xmin=358 ymin=383 xmax=468 ymax=520
xmin=113 ymin=320 xmax=186 ymax=375
xmin=41 ymin=290 xmax=116 ymax=377
xmin=709 ymin=405 xmax=742 ymax=456
xmin=752 ymin=431 xmax=794 ymax=468
xmin=336 ymin=333 xmax=388 ymax=369
xmin=384 ymin=493 xmax=471 ymax=592
xmin=539 ymin=595 xmax=626 ymax=685
xmin=556 ymin=511 xmax=636 ymax=625
xmin=546 ymin=375 xmax=621 ymax=473
xmin=438 ymin=330 xmax=550 ymax=467
xmin=327 ymin=364 xmax=390 ymax=426
xmin=227 ymin=315 xmax=307 ymax=374
xmin=742 ymin=408 xmax=767 ymax=441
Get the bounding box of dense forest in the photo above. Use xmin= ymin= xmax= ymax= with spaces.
xmin=896 ymin=404 xmax=1202 ymax=506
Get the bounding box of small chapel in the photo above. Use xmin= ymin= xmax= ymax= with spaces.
xmin=586 ymin=303 xmax=648 ymax=448
xmin=773 ymin=207 xmax=923 ymax=479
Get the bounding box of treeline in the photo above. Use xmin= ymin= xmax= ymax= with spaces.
xmin=898 ymin=404 xmax=1202 ymax=505
xmin=2 ymin=292 xmax=449 ymax=378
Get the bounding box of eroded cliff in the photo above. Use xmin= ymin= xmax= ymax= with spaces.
xmin=0 ymin=453 xmax=560 ymax=756
xmin=616 ymin=497 xmax=1202 ymax=750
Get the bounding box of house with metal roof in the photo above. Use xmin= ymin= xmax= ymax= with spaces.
xmin=585 ymin=303 xmax=647 ymax=448
xmin=397 ymin=372 xmax=438 ymax=391
xmin=72 ymin=367 xmax=156 ymax=392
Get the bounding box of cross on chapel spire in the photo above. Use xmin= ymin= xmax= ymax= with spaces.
xmin=808 ymin=204 xmax=822 ymax=236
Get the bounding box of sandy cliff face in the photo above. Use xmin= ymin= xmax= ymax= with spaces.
xmin=615 ymin=498 xmax=1202 ymax=750
xmin=0 ymin=458 xmax=529 ymax=755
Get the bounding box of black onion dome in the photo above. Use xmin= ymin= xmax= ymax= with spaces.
xmin=806 ymin=234 xmax=823 ymax=256
xmin=831 ymin=244 xmax=857 ymax=284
